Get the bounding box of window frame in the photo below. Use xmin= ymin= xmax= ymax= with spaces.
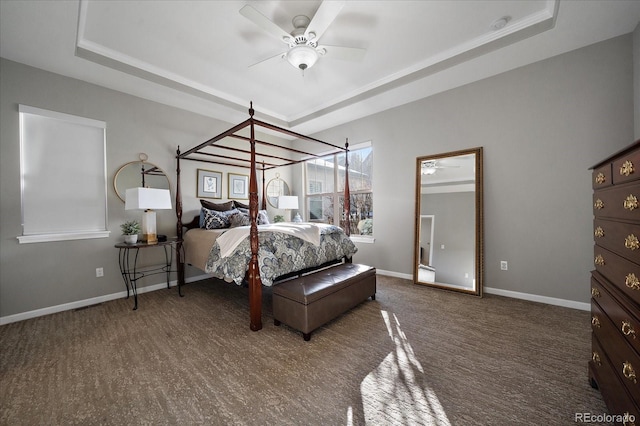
xmin=304 ymin=141 xmax=374 ymax=243
xmin=17 ymin=105 xmax=110 ymax=244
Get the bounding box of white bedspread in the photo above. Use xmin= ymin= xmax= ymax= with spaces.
xmin=216 ymin=223 xmax=322 ymax=258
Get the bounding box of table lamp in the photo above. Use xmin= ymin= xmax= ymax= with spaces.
xmin=278 ymin=195 xmax=301 ymax=222
xmin=125 ymin=187 xmax=172 ymax=244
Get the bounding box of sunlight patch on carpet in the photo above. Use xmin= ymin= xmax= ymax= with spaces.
xmin=359 ymin=310 xmax=451 ymax=425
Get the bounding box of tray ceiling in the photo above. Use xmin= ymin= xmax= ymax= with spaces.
xmin=1 ymin=0 xmax=639 ymax=134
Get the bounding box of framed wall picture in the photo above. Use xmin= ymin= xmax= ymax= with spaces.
xmin=228 ymin=173 xmax=249 ymax=199
xmin=197 ymin=169 xmax=222 ymax=199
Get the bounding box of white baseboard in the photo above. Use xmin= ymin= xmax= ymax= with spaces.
xmin=376 ymin=269 xmax=412 ymax=280
xmin=483 ymin=287 xmax=590 ymax=311
xmin=0 ymin=274 xmax=210 ymax=325
xmin=375 ymin=269 xmax=590 ymax=311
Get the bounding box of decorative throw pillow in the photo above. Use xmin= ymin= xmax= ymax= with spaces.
xmin=200 ymin=208 xmax=238 ymax=229
xmin=233 ymin=207 xmax=270 ymax=225
xmin=229 ymin=211 xmax=251 ymax=228
xmin=233 ymin=200 xmax=249 ymax=209
xmin=200 ymin=199 xmax=234 ymax=212
xmin=257 ymin=210 xmax=270 ymax=225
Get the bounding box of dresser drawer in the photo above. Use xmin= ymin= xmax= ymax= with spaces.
xmin=593 ymin=163 xmax=613 ymax=189
xmin=613 ymin=148 xmax=640 ymax=185
xmin=594 ymin=246 xmax=640 ymax=306
xmin=593 ymin=183 xmax=640 ymax=221
xmin=592 ymin=275 xmax=640 ymax=356
xmin=590 ymin=335 xmax=640 ymax=424
xmin=591 ymin=300 xmax=640 ymax=404
xmin=594 ymin=218 xmax=640 ymax=264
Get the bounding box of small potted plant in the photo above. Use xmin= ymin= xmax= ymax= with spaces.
xmin=120 ymin=220 xmax=141 ymax=244
xmin=273 ymin=215 xmax=285 ymax=223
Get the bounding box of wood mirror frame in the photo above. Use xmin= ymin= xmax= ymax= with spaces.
xmin=113 ymin=160 xmax=170 ymax=203
xmin=413 ymin=147 xmax=483 ymax=296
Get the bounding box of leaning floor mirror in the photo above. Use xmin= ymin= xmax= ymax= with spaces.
xmin=414 ymin=147 xmax=484 ymax=296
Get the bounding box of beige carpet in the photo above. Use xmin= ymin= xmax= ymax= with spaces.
xmin=1 ymin=275 xmax=609 ymax=425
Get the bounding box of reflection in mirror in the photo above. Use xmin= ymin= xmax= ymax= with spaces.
xmin=414 ymin=147 xmax=483 ymax=296
xmin=114 ymin=161 xmax=170 ymax=202
xmin=266 ymin=174 xmax=290 ymax=208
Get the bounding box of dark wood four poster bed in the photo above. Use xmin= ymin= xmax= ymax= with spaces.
xmin=175 ymin=103 xmax=355 ymax=332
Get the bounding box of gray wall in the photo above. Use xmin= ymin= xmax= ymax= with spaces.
xmin=306 ymin=34 xmax=635 ymax=304
xmin=0 ymin=33 xmax=636 ymax=320
xmin=0 ymin=58 xmax=289 ymax=319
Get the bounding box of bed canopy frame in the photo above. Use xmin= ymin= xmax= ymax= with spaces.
xmin=176 ymin=103 xmax=352 ymax=331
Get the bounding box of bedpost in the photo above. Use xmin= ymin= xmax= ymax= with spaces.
xmin=176 ymin=146 xmax=185 ymax=292
xmin=248 ymin=103 xmax=263 ymax=331
xmin=344 ymin=139 xmax=351 ymax=237
xmin=261 ymin=161 xmax=267 ymax=211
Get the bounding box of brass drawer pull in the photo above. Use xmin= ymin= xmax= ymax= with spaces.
xmin=620 ymin=160 xmax=635 ymax=177
xmin=594 ymin=226 xmax=604 ymax=238
xmin=594 ymin=254 xmax=605 ymax=266
xmin=622 ymin=361 xmax=637 ymax=383
xmin=591 ymin=287 xmax=601 ymax=298
xmin=594 ymin=199 xmax=604 ymax=210
xmin=591 ymin=315 xmax=601 ymax=328
xmin=595 ymin=172 xmax=606 ymax=184
xmin=625 ymin=234 xmax=640 ymax=250
xmin=622 ymin=320 xmax=636 ymax=339
xmin=626 ymin=273 xmax=640 ymax=291
xmin=624 ymin=194 xmax=638 ymax=211
xmin=592 ymin=351 xmax=602 ymax=366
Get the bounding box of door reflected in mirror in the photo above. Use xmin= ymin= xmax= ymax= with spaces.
xmin=414 ymin=147 xmax=483 ymax=296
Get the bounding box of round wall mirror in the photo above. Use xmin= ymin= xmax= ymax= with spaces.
xmin=114 ymin=160 xmax=170 ymax=202
xmin=266 ymin=174 xmax=290 ymax=208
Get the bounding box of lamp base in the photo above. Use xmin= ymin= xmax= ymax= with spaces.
xmin=142 ymin=210 xmax=158 ymax=244
xmin=143 ymin=233 xmax=158 ymax=244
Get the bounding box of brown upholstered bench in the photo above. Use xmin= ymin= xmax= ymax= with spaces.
xmin=272 ymin=263 xmax=376 ymax=341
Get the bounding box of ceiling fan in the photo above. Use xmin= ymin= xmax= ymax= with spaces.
xmin=240 ymin=0 xmax=366 ymax=71
xmin=421 ymin=160 xmax=460 ymax=175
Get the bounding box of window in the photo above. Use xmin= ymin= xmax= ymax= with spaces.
xmin=18 ymin=105 xmax=109 ymax=243
xmin=305 ymin=142 xmax=373 ymax=239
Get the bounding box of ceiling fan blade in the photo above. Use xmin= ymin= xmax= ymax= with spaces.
xmin=319 ymin=45 xmax=366 ymax=61
xmin=304 ymin=0 xmax=345 ymax=41
xmin=240 ymin=5 xmax=291 ymax=43
xmin=248 ymin=51 xmax=287 ymax=68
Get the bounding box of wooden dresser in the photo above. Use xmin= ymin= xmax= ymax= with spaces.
xmin=589 ymin=140 xmax=640 ymax=424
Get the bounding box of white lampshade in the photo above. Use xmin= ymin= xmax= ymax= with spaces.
xmin=278 ymin=195 xmax=299 ymax=210
xmin=125 ymin=188 xmax=172 ymax=211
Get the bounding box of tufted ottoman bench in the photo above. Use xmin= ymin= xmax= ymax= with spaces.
xmin=272 ymin=263 xmax=376 ymax=341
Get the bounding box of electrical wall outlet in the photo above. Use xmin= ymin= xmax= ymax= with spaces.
xmin=500 ymin=261 xmax=508 ymax=271
xmin=96 ymin=267 xmax=104 ymax=278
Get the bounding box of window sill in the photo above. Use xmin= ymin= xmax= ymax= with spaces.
xmin=350 ymin=235 xmax=375 ymax=244
xmin=17 ymin=231 xmax=111 ymax=244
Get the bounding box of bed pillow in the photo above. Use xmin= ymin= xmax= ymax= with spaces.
xmin=229 ymin=211 xmax=251 ymax=228
xmin=200 ymin=207 xmax=239 ymax=229
xmin=235 ymin=207 xmax=270 ymax=225
xmin=200 ymin=199 xmax=234 ymax=212
xmin=257 ymin=210 xmax=270 ymax=225
xmin=233 ymin=200 xmax=249 ymax=209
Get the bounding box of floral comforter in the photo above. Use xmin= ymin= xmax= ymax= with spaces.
xmin=204 ymin=224 xmax=357 ymax=286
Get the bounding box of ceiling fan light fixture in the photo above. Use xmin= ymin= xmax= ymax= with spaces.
xmin=287 ymin=45 xmax=319 ymax=70
xmin=422 ymin=161 xmax=437 ymax=175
